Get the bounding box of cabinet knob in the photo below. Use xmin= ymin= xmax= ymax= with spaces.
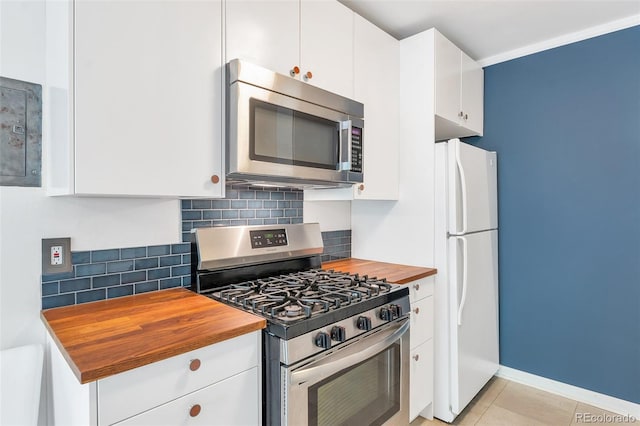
xmin=458 ymin=111 xmax=464 ymax=118
xmin=413 ymin=307 xmax=420 ymax=315
xmin=303 ymin=71 xmax=313 ymax=81
xmin=413 ymin=354 xmax=420 ymax=361
xmin=464 ymin=113 xmax=469 ymax=120
xmin=189 ymin=404 xmax=202 ymax=417
xmin=290 ymin=66 xmax=300 ymax=77
xmin=413 ymin=284 xmax=420 ymax=291
xmin=358 ymin=184 xmax=365 ymax=191
xmin=189 ymin=358 xmax=201 ymax=371
xmin=210 ymin=174 xmax=220 ymax=184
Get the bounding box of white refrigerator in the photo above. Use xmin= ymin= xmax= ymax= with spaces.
xmin=433 ymin=139 xmax=500 ymax=422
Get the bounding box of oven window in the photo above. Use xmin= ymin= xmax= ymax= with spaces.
xmin=308 ymin=343 xmax=400 ymax=426
xmin=249 ymin=99 xmax=339 ymax=170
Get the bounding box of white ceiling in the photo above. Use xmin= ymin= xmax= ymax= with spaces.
xmin=338 ymin=0 xmax=640 ymax=65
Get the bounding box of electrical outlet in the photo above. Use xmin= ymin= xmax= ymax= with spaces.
xmin=51 ymin=246 xmax=63 ymax=265
xmin=42 ymin=238 xmax=72 ymax=274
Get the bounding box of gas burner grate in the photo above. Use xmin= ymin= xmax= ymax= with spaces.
xmin=210 ymin=269 xmax=392 ymax=322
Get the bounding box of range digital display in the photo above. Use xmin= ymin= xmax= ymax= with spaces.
xmin=250 ymin=229 xmax=288 ymax=248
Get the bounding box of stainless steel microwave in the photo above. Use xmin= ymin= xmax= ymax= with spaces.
xmin=226 ymin=59 xmax=364 ymax=188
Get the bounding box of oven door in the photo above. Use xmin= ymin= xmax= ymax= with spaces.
xmin=228 ymin=80 xmax=362 ymax=186
xmin=283 ymin=318 xmax=409 ymax=426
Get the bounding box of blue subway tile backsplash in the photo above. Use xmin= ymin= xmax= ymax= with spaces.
xmin=180 ymin=184 xmax=304 ymax=243
xmin=41 ymin=242 xmax=192 ymax=309
xmin=41 ymin=184 xmax=351 ymax=309
xmin=320 ymin=230 xmax=352 ymax=263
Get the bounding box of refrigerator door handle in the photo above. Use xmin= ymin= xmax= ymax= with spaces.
xmin=456 ymin=235 xmax=468 ymax=326
xmin=453 ymin=140 xmax=468 ymax=235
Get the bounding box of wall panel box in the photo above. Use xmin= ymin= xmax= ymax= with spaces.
xmin=0 ymin=77 xmax=42 ymax=187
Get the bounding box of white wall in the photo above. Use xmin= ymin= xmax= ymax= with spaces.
xmin=1 ymin=1 xmax=180 ymax=423
xmin=303 ymin=200 xmax=351 ymax=232
xmin=350 ymin=30 xmax=436 ymax=267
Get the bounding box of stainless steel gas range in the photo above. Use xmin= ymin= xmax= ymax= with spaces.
xmin=191 ymin=223 xmax=410 ymax=426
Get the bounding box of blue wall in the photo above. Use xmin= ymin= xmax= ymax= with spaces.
xmin=467 ymin=26 xmax=640 ymax=403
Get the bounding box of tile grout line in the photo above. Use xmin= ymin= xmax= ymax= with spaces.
xmin=472 ymin=381 xmax=506 ymax=425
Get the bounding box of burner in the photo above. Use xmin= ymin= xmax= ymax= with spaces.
xmin=284 ymin=305 xmax=302 ymax=317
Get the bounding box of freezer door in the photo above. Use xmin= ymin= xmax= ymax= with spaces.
xmin=447 ymin=139 xmax=498 ymax=234
xmin=448 ymin=230 xmax=499 ymax=415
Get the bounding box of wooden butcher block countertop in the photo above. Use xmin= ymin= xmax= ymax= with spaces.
xmin=322 ymin=258 xmax=437 ymax=284
xmin=41 ymin=288 xmax=266 ymax=384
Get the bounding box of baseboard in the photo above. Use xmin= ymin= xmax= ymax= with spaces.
xmin=497 ymin=366 xmax=640 ymax=419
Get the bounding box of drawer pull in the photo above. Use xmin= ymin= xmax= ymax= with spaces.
xmin=413 ymin=354 xmax=419 ymax=361
xmin=189 ymin=358 xmax=201 ymax=371
xmin=413 ymin=284 xmax=420 ymax=291
xmin=190 ymin=404 xmax=202 ymax=417
xmin=413 ymin=307 xmax=420 ymax=315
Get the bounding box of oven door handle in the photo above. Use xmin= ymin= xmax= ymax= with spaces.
xmin=290 ymin=319 xmax=409 ymax=386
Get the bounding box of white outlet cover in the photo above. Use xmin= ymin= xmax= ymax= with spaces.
xmin=51 ymin=246 xmax=63 ymax=265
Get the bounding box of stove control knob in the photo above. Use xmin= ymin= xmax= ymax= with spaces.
xmin=330 ymin=326 xmax=346 ymax=342
xmin=379 ymin=307 xmax=391 ymax=321
xmin=356 ymin=316 xmax=372 ymax=331
xmin=315 ymin=332 xmax=331 ymax=349
xmin=390 ymin=304 xmax=402 ymax=320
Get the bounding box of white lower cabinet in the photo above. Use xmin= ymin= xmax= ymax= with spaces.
xmin=410 ymin=339 xmax=434 ymax=422
xmin=408 ymin=276 xmax=435 ymax=422
xmin=47 ymin=331 xmax=261 ymax=425
xmin=113 ymin=368 xmax=258 ymax=426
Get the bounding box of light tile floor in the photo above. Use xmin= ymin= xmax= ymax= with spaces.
xmin=410 ymin=377 xmax=638 ymax=426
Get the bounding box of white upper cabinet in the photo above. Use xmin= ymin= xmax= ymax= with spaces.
xmin=305 ymin=13 xmax=399 ymax=201
xmin=225 ymin=0 xmax=354 ymax=97
xmin=224 ymin=0 xmax=299 ymax=78
xmin=460 ymin=51 xmax=484 ymax=135
xmin=300 ymin=0 xmax=354 ymax=98
xmin=47 ymin=0 xmax=225 ymax=197
xmin=352 ymin=13 xmax=399 ymax=200
xmin=434 ymin=30 xmax=483 ymax=141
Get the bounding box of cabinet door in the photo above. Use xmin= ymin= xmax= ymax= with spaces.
xmin=408 ymin=276 xmax=434 ymax=305
xmin=434 ymin=30 xmax=461 ymax=124
xmin=410 ymin=339 xmax=434 ymax=422
xmin=74 ymin=0 xmax=223 ymax=197
xmin=300 ymin=0 xmax=354 ymax=98
xmin=113 ymin=368 xmax=259 ymax=426
xmin=304 ymin=14 xmax=399 ymax=201
xmin=410 ymin=295 xmax=434 ymax=349
xmin=225 ymin=0 xmax=299 ymax=77
xmin=352 ymin=14 xmax=399 ymax=200
xmin=98 ymin=332 xmax=259 ymax=426
xmin=460 ymin=51 xmax=484 ymax=136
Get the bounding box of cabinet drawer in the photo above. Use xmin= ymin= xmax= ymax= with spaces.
xmin=98 ymin=332 xmax=259 ymax=425
xmin=410 ymin=295 xmax=433 ymax=349
xmin=409 ymin=339 xmax=433 ymax=422
xmin=113 ymin=367 xmax=259 ymax=426
xmin=408 ymin=276 xmax=434 ymax=304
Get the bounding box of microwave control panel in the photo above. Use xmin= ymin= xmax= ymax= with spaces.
xmin=250 ymin=229 xmax=288 ymax=248
xmin=351 ymin=127 xmax=363 ymax=173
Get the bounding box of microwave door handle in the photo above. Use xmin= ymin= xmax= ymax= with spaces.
xmin=338 ymin=120 xmax=352 ymax=171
